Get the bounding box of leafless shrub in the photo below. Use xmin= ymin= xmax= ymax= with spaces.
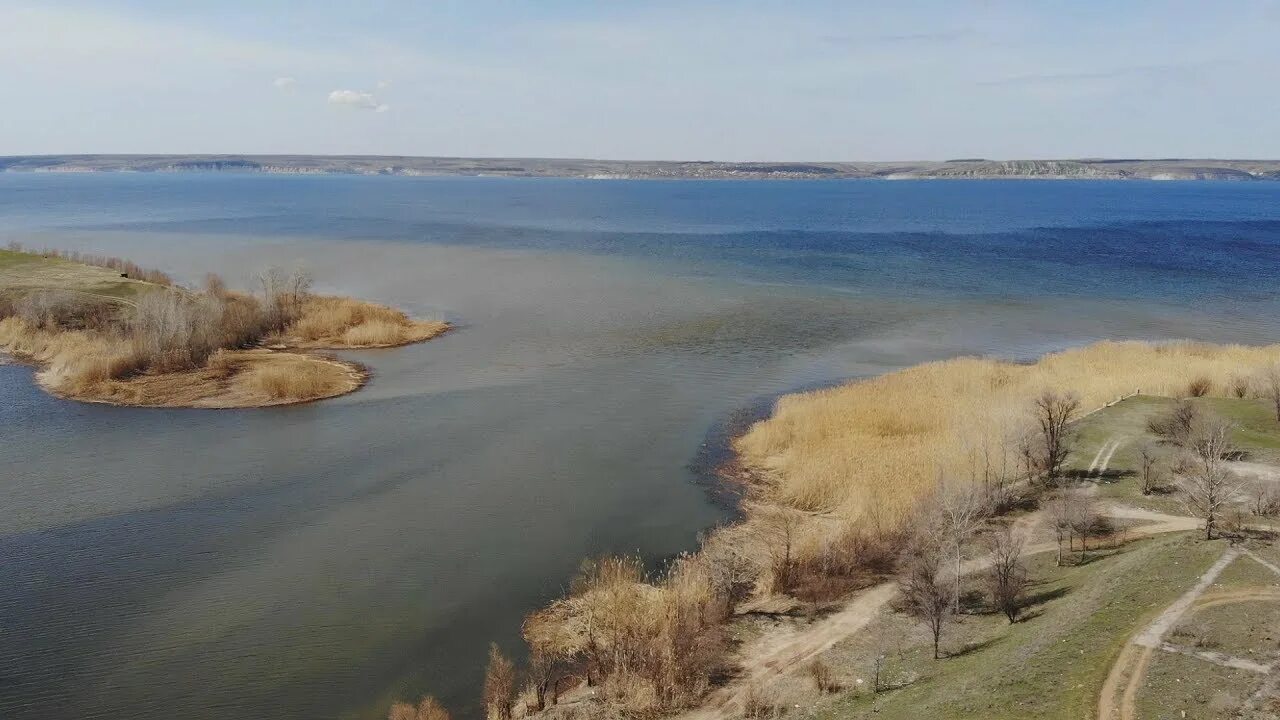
xmin=789 ymin=523 xmax=905 ymax=605
xmin=388 ymin=696 xmax=451 ymax=720
xmin=482 ymin=643 xmax=516 ymax=720
xmin=203 ymin=273 xmax=228 ymax=299
xmin=1148 ymin=399 xmax=1202 ymax=447
xmin=1250 ymin=482 xmax=1280 ymax=517
xmin=15 ymin=290 xmax=121 ymax=332
xmin=985 ymin=527 xmax=1028 ymax=623
xmin=522 ymin=552 xmax=727 ymax=714
xmin=808 ymin=658 xmax=838 ymax=693
xmin=759 ymin=507 xmax=803 ymax=595
xmin=257 ymin=266 xmax=312 ymax=332
xmin=1186 ymin=375 xmax=1213 ymax=397
xmin=1138 ymin=441 xmax=1161 ymax=495
xmin=1258 ymin=364 xmax=1280 ymax=423
xmin=1228 ymin=374 xmax=1251 ymax=399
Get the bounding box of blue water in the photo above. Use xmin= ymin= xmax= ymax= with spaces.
xmin=1 ymin=173 xmax=1278 ymax=720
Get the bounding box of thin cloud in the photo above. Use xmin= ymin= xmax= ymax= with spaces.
xmin=978 ymin=63 xmax=1200 ymax=87
xmin=822 ymin=29 xmax=973 ymax=46
xmin=327 ymin=89 xmax=389 ymax=112
xmin=273 ymin=76 xmax=296 ymax=89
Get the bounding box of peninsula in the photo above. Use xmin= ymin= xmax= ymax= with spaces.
xmin=0 ymin=245 xmax=449 ymax=408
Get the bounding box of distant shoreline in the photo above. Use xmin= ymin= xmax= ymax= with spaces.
xmin=3 ymin=155 xmax=1280 ymax=181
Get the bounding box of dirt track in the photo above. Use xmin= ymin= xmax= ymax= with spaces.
xmin=1097 ymin=550 xmax=1280 ymax=720
xmin=678 ymin=504 xmax=1199 ymax=720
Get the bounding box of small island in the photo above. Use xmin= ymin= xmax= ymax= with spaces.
xmin=0 ymin=245 xmax=449 ymax=408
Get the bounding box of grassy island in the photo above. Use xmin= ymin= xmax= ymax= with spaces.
xmin=0 ymin=246 xmax=449 ymax=408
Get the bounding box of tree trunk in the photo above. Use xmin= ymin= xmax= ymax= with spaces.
xmin=954 ymin=544 xmax=962 ymax=614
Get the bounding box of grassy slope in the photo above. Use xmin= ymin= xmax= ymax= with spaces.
xmin=0 ymin=248 xmax=155 ymax=301
xmin=818 ymin=534 xmax=1225 ymax=720
xmin=1065 ymin=395 xmax=1280 ymax=514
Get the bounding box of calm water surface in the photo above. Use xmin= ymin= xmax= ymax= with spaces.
xmin=2 ymin=175 xmax=1279 ymax=719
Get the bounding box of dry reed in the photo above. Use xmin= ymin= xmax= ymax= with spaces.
xmin=736 ymin=341 xmax=1280 ymax=525
xmin=239 ymin=356 xmax=352 ymax=400
xmin=283 ymin=296 xmax=448 ymax=348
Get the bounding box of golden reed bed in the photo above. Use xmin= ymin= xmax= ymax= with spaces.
xmin=735 ymin=340 xmax=1280 ymax=524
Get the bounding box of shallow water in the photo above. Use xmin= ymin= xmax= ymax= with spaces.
xmin=1 ymin=175 xmax=1279 ymax=719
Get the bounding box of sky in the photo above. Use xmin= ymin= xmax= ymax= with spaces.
xmin=3 ymin=0 xmax=1279 ymax=161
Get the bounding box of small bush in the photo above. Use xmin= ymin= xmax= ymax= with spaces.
xmin=808 ymin=658 xmax=838 ymax=693
xmin=388 ymin=696 xmax=450 ymax=720
xmin=743 ymin=685 xmax=779 ymax=719
xmin=1187 ymin=375 xmax=1213 ymax=397
xmin=1229 ymin=374 xmax=1250 ymax=399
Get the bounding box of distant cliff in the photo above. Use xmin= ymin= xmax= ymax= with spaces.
xmin=3 ymin=155 xmax=1278 ymax=181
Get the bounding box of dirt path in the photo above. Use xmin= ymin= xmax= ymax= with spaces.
xmin=1097 ymin=549 xmax=1280 ymax=720
xmin=679 ymin=503 xmax=1196 ymax=720
xmin=1089 ymin=438 xmax=1126 ymax=477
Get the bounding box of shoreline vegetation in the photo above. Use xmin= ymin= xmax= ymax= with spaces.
xmin=392 ymin=340 xmax=1280 ymax=720
xmin=0 ymin=245 xmax=449 ymax=408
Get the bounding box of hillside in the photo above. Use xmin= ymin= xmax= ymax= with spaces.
xmin=4 ymin=155 xmax=1280 ymax=181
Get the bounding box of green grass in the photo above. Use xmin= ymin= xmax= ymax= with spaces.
xmin=0 ymin=248 xmax=155 ymax=303
xmin=816 ymin=534 xmax=1226 ymax=720
xmin=1063 ymin=395 xmax=1280 ymax=514
xmin=0 ymin=248 xmax=53 ymax=269
xmin=1136 ymin=650 xmax=1259 ymax=719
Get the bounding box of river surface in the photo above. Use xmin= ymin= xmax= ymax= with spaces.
xmin=2 ymin=175 xmax=1279 ymax=719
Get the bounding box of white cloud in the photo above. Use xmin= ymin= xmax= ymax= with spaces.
xmin=376 ymin=79 xmax=392 ymax=89
xmin=273 ymin=76 xmax=296 ymax=89
xmin=327 ymin=89 xmax=389 ymax=112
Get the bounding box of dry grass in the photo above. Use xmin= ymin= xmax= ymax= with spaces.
xmin=237 ymin=353 xmax=357 ymax=401
xmin=0 ymin=252 xmax=441 ymax=408
xmin=736 ymin=341 xmax=1280 ymax=525
xmin=0 ymin=316 xmax=362 ymax=407
xmin=522 ymin=553 xmax=728 ymax=714
xmin=282 ymin=296 xmax=449 ymax=348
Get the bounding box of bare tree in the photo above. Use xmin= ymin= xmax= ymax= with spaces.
xmin=935 ymin=481 xmax=988 ymax=613
xmin=985 ymin=527 xmax=1029 ymax=623
xmin=1067 ymin=491 xmax=1107 ymax=557
xmin=1137 ymin=441 xmax=1161 ymax=496
xmin=898 ymin=540 xmax=951 ymax=659
xmin=871 ymin=649 xmax=887 ymax=693
xmin=1043 ymin=492 xmax=1073 ymax=567
xmin=1259 ymin=364 xmax=1280 ymax=423
xmin=482 ymin=643 xmax=516 ymax=720
xmin=1176 ymin=420 xmax=1244 ymax=540
xmin=256 ymin=266 xmax=312 ymax=331
xmin=1044 ymin=489 xmax=1102 ymax=564
xmin=1032 ymin=391 xmax=1081 ymax=484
